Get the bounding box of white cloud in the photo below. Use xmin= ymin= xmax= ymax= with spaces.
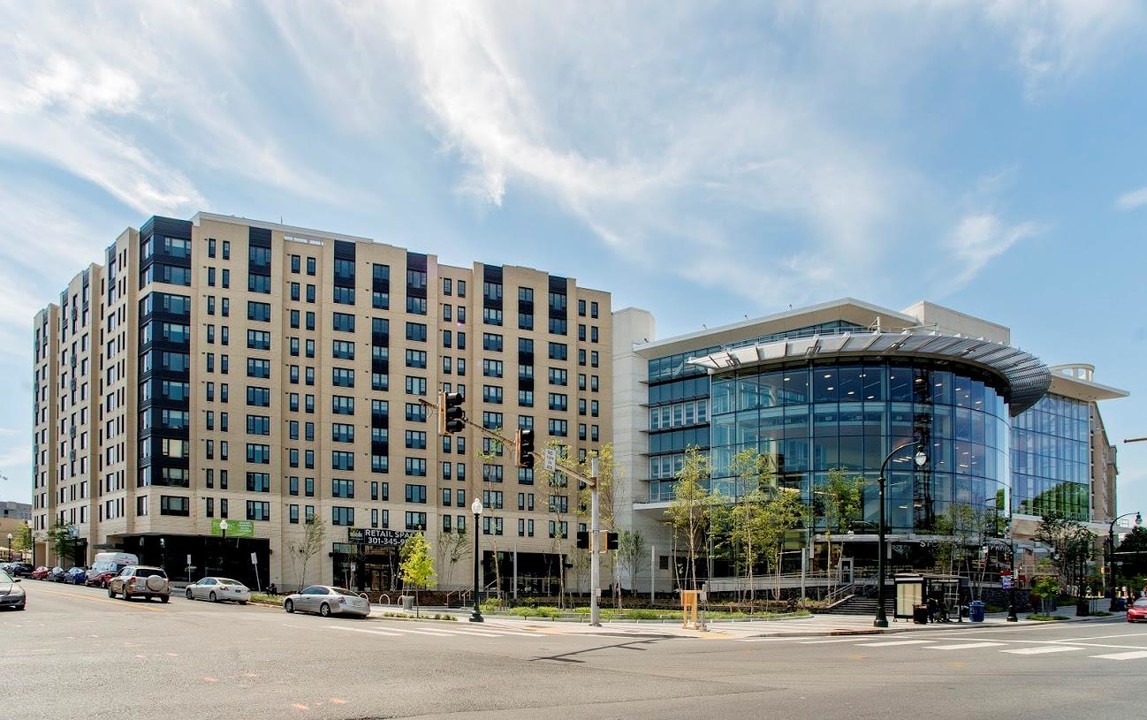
xmin=985 ymin=0 xmax=1147 ymax=97
xmin=1115 ymin=187 xmax=1147 ymax=211
xmin=947 ymin=213 xmax=1042 ymax=287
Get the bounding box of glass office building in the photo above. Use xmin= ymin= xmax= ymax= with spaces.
xmin=614 ymin=299 xmax=1125 ymax=584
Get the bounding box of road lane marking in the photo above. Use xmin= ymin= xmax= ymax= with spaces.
xmin=800 ymin=638 xmax=877 ymax=644
xmin=330 ymin=626 xmax=401 ymax=637
xmin=32 ymin=586 xmax=165 ymax=611
xmin=1091 ymin=650 xmax=1147 ymax=661
xmin=1002 ymin=646 xmax=1080 ymax=655
xmin=855 ymin=640 xmax=933 ymax=647
xmin=926 ymin=642 xmax=1006 ymax=651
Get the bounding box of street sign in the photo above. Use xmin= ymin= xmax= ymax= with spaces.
xmin=250 ymin=552 xmax=258 ymax=564
xmin=544 ymin=448 xmax=557 ymax=471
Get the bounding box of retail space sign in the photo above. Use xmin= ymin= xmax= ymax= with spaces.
xmin=347 ymin=528 xmax=414 ymax=547
xmin=211 ymin=519 xmax=255 ymax=538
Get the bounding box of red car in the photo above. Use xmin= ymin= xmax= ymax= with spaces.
xmin=30 ymin=566 xmax=51 ymax=580
xmin=1127 ymin=598 xmax=1147 ymax=622
xmin=85 ymin=571 xmax=115 ymax=588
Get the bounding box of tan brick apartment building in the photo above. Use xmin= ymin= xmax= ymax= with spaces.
xmin=33 ymin=213 xmax=611 ymax=593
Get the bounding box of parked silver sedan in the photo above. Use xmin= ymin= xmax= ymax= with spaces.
xmin=184 ymin=576 xmax=250 ymax=604
xmin=282 ymin=585 xmax=370 ymax=618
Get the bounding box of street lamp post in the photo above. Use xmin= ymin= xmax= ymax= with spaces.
xmin=875 ymin=439 xmax=927 ymax=628
xmin=470 ymin=498 xmax=484 ymax=623
xmin=1108 ymin=511 xmax=1142 ymax=611
xmin=219 ymin=519 xmax=229 ymax=575
xmin=6 ymin=533 xmax=11 ymax=562
xmin=984 ymin=492 xmax=1019 ymax=623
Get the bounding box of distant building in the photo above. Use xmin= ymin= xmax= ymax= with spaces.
xmin=0 ymin=500 xmax=32 ymax=521
xmin=33 ymin=213 xmax=611 ymax=591
xmin=613 ymin=299 xmax=1125 ymax=593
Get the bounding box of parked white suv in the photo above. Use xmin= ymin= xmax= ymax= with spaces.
xmin=107 ymin=565 xmax=171 ymax=603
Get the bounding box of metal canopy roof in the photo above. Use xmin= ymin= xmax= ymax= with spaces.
xmin=687 ymin=331 xmax=1051 ymax=416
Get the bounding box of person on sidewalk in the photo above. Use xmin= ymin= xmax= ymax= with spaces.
xmin=926 ymin=596 xmax=938 ymax=623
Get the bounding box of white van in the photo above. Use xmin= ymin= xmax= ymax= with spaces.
xmin=87 ymin=552 xmax=139 ymax=582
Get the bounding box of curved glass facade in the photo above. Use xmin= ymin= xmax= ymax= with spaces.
xmin=709 ymin=361 xmax=1010 ymax=533
xmin=1011 ymin=394 xmax=1090 ymax=521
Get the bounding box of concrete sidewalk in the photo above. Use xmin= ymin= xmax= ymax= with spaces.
xmin=370 ymin=602 xmax=1123 ymax=640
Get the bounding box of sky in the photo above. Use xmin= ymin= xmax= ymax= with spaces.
xmin=1 ymin=1 xmax=1145 ymax=519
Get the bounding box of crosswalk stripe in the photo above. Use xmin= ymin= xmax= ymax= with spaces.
xmin=1090 ymin=651 xmax=1147 ymax=661
xmin=855 ymin=640 xmax=933 ymax=647
xmin=331 ymin=626 xmax=401 ymax=637
xmin=1002 ymin=646 xmax=1080 ymax=655
xmin=799 ymin=638 xmax=879 ymax=644
xmin=333 ymin=623 xmax=537 ymax=639
xmin=367 ymin=625 xmax=455 ymax=636
xmin=926 ymin=642 xmax=1006 ymax=651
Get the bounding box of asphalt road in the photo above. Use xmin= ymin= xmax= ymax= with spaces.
xmin=4 ymin=581 xmax=1147 ymax=719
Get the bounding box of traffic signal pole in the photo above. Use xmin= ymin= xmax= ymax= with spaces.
xmin=589 ymin=457 xmax=601 ymax=627
xmin=420 ymin=396 xmax=604 ymax=619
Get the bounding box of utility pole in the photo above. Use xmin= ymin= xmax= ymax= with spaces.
xmin=589 ymin=457 xmax=602 ymax=626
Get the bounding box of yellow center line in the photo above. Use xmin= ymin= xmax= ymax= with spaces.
xmin=33 ymin=586 xmax=165 ymax=612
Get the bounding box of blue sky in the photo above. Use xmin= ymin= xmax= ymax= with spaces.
xmin=1 ymin=1 xmax=1146 ymax=517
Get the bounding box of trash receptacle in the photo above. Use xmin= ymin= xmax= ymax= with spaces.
xmin=401 ymin=595 xmax=414 ymax=611
xmin=969 ymin=600 xmax=985 ymax=622
xmin=913 ymin=604 xmax=929 ymax=625
xmin=1115 ymin=597 xmax=1127 ymax=612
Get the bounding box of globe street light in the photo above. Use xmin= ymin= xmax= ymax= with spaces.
xmin=219 ymin=519 xmax=229 ymax=575
xmin=875 ymin=440 xmax=927 ymax=628
xmin=470 ymin=498 xmax=484 ymax=623
xmin=1109 ymin=510 xmax=1142 ymax=611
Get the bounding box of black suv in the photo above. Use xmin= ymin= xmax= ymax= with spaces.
xmin=107 ymin=566 xmax=171 ymax=603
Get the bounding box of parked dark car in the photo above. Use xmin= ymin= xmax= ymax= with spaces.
xmin=7 ymin=562 xmax=34 ymax=578
xmin=64 ymin=567 xmax=87 ymax=585
xmin=48 ymin=567 xmax=67 ymax=582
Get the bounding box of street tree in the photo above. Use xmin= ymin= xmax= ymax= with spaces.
xmin=46 ymin=522 xmax=77 ymax=567
xmin=616 ymin=530 xmax=647 ymax=604
xmin=539 ymin=441 xmax=622 ymax=605
xmin=1035 ymin=512 xmax=1096 ymax=595
xmin=11 ymin=523 xmax=32 ymax=557
xmin=821 ymin=467 xmax=864 ymax=590
xmin=478 ymin=445 xmax=505 ymax=599
xmin=287 ymin=515 xmax=325 ymax=592
xmin=1115 ymin=526 xmax=1147 ymax=579
xmin=400 ymin=531 xmax=436 ymax=617
xmin=436 ymin=527 xmax=469 ymax=589
xmin=726 ymin=449 xmax=778 ymax=603
xmin=665 ymin=446 xmax=713 ymax=591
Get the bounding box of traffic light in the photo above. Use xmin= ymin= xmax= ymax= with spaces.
xmin=515 ymin=428 xmax=535 ymax=469
xmin=576 ymin=531 xmax=590 ymax=549
xmin=606 ymin=532 xmax=619 ymax=551
xmin=439 ymin=391 xmax=465 ymax=435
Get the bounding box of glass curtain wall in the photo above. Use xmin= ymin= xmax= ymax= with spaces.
xmin=1011 ymin=394 xmax=1090 ymax=521
xmin=709 ymin=361 xmax=1009 ymax=534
